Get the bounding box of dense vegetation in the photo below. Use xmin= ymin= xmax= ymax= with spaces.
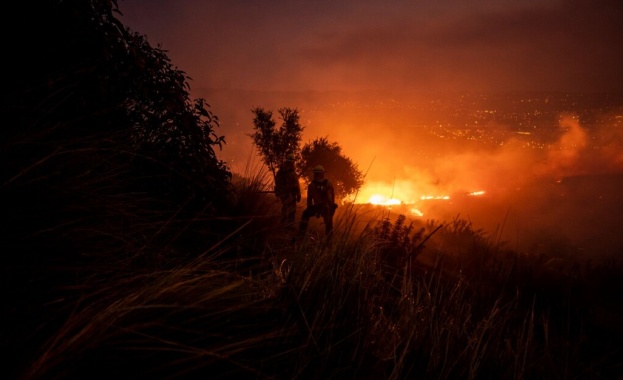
xmin=2 ymin=1 xmax=622 ymax=379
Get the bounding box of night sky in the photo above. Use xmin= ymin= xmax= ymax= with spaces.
xmin=119 ymin=0 xmax=623 ymax=94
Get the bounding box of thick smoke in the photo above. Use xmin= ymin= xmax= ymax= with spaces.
xmin=534 ymin=114 xmax=588 ymax=178
xmin=306 ymin=107 xmax=623 ymax=258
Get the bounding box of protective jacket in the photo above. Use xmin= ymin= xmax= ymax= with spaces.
xmin=275 ymin=165 xmax=301 ymax=200
xmin=307 ymin=179 xmax=335 ymax=208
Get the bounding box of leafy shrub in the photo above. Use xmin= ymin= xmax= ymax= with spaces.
xmin=364 ymin=214 xmax=437 ymax=272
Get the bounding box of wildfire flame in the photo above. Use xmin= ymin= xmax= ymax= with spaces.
xmin=352 ymin=176 xmax=489 ymax=220
xmin=420 ymin=195 xmax=450 ymax=200
xmin=366 ymin=193 xmax=425 ymax=216
xmin=410 ymin=208 xmax=424 ymax=216
xmin=368 ymin=194 xmax=401 ymax=206
xmin=468 ymin=190 xmax=485 ymax=196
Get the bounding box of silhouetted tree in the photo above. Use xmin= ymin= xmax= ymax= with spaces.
xmin=4 ymin=0 xmax=232 ymax=212
xmin=2 ymin=2 xmax=234 ymax=375
xmin=249 ymin=107 xmax=304 ymax=179
xmin=299 ymin=137 xmax=363 ymax=200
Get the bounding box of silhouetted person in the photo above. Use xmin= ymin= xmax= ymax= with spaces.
xmin=299 ymin=165 xmax=337 ymax=239
xmin=274 ymin=153 xmax=301 ymax=229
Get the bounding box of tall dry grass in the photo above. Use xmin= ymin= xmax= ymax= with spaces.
xmin=5 ymin=156 xmax=623 ymax=379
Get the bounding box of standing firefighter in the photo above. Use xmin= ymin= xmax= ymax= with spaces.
xmin=274 ymin=153 xmax=301 ymax=228
xmin=299 ymin=165 xmax=337 ymax=239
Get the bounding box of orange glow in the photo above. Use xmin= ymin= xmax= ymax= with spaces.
xmin=353 ymin=181 xmax=418 ymax=206
xmin=367 ymin=194 xmax=401 ymax=206
xmin=420 ymin=195 xmax=451 ymax=200
xmin=353 ymin=180 xmax=454 ymax=206
xmin=213 ymin=89 xmax=623 ymax=261
xmin=410 ymin=208 xmax=424 ymax=216
xmin=468 ymin=190 xmax=485 ymax=196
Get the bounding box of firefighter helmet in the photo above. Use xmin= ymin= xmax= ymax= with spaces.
xmin=312 ymin=165 xmax=325 ymax=172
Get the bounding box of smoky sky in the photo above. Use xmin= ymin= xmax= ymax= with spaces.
xmin=119 ymin=0 xmax=623 ymax=94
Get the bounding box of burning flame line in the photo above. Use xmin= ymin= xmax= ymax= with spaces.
xmin=420 ymin=195 xmax=450 ymax=200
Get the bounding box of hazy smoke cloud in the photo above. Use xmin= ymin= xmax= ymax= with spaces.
xmin=534 ymin=115 xmax=587 ymax=178
xmin=347 ymin=111 xmax=623 ymax=203
xmin=120 ymin=0 xmax=623 ymax=94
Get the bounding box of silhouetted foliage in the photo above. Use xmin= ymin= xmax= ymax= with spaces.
xmin=367 ymin=214 xmax=428 ymax=270
xmin=248 ymin=107 xmax=304 ymax=180
xmin=4 ymin=0 xmax=231 ymax=210
xmin=2 ymin=2 xmax=233 ymax=376
xmin=299 ymin=137 xmax=364 ymax=200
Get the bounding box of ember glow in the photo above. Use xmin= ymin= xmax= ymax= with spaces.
xmin=355 ymin=181 xmax=457 ymax=215
xmin=468 ymin=191 xmax=486 ymax=196
xmin=353 ymin=180 xmax=418 ymax=206
xmin=420 ymin=195 xmax=451 ymax=200
xmin=410 ymin=208 xmax=424 ymax=217
xmin=367 ymin=195 xmax=401 ymax=206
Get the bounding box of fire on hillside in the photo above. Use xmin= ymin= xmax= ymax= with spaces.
xmin=355 ymin=188 xmax=486 ymax=217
